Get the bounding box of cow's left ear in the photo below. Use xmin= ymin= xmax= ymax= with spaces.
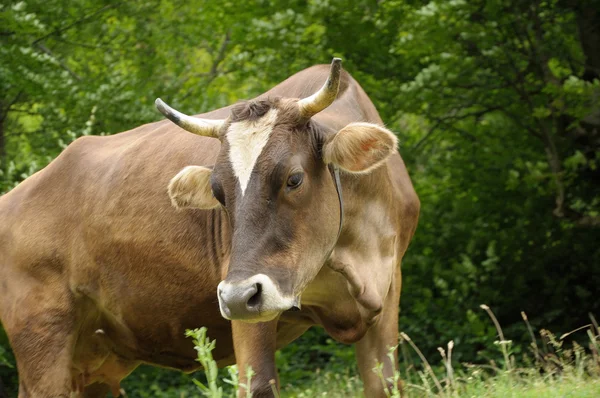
xmin=323 ymin=122 xmax=398 ymax=173
xmin=168 ymin=166 xmax=220 ymax=210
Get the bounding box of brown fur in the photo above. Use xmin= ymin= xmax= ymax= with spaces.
xmin=229 ymin=98 xmax=280 ymax=123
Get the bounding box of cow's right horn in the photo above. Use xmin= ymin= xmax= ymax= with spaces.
xmin=155 ymin=98 xmax=224 ymax=138
xmin=298 ymin=58 xmax=342 ymax=118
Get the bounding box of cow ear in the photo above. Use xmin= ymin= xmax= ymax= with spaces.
xmin=323 ymin=122 xmax=398 ymax=173
xmin=168 ymin=166 xmax=220 ymax=210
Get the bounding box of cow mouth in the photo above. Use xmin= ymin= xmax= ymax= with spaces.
xmin=285 ymin=295 xmax=302 ymax=312
xmin=220 ymin=306 xmax=280 ymax=323
xmin=217 ymin=274 xmax=299 ymax=322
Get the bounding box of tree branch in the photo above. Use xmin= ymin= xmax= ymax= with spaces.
xmin=31 ymin=3 xmax=121 ymax=46
xmin=9 ymin=108 xmax=39 ymax=116
xmin=35 ymin=43 xmax=82 ymax=81
xmin=210 ymin=31 xmax=231 ymax=79
xmin=180 ymin=31 xmax=232 ymax=101
xmin=555 ymin=207 xmax=600 ymax=228
xmin=54 ymin=37 xmax=118 ymax=51
xmin=0 ymin=91 xmax=23 ymax=125
xmin=412 ymin=119 xmax=442 ymax=151
xmin=0 ymin=91 xmax=23 ymax=164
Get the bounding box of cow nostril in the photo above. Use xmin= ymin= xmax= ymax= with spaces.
xmin=246 ymin=283 xmax=262 ymax=309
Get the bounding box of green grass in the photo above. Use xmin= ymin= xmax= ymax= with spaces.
xmin=282 ymin=369 xmax=363 ymax=397
xmin=455 ymin=374 xmax=600 ymax=398
xmin=280 ymin=371 xmax=600 ymax=398
xmin=117 ymin=305 xmax=600 ymax=397
xmin=126 ymin=370 xmax=600 ymax=398
xmin=178 ymin=305 xmax=600 ymax=398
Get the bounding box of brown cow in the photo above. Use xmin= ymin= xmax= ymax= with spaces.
xmin=0 ymin=59 xmax=419 ymax=397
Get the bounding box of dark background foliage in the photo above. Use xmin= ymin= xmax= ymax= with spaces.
xmin=1 ymin=0 xmax=599 ymax=395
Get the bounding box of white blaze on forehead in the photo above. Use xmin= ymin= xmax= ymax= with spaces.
xmin=226 ymin=109 xmax=278 ymax=195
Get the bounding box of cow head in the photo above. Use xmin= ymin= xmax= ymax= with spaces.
xmin=157 ymin=59 xmax=398 ymax=322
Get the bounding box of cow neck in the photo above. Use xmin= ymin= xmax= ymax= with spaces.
xmin=327 ymin=163 xmax=344 ymax=255
xmin=324 ymin=167 xmax=386 ymax=318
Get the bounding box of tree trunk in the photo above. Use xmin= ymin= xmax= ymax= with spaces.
xmin=0 ymin=105 xmax=5 ymax=171
xmin=563 ymin=0 xmax=600 ymax=80
xmin=0 ymin=118 xmax=4 ymax=157
xmin=577 ymin=5 xmax=600 ymax=81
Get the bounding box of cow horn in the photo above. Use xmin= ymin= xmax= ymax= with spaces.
xmin=155 ymin=98 xmax=224 ymax=138
xmin=298 ymin=58 xmax=342 ymax=118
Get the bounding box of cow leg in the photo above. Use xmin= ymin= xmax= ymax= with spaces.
xmin=355 ymin=267 xmax=403 ymax=398
xmin=6 ymin=286 xmax=76 ymax=398
xmin=232 ymin=319 xmax=278 ymax=398
xmin=14 ymin=328 xmax=75 ymax=397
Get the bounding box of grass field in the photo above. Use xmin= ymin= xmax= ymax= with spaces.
xmin=3 ymin=316 xmax=597 ymax=397
xmin=136 ymin=363 xmax=600 ymax=397
xmin=178 ymin=307 xmax=600 ymax=398
xmin=6 ymin=307 xmax=598 ymax=397
xmin=282 ymin=370 xmax=600 ymax=397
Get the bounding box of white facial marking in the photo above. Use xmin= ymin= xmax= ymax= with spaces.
xmin=226 ymin=109 xmax=278 ymax=195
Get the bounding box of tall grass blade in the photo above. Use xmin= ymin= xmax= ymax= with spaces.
xmin=400 ymin=332 xmax=443 ymax=393
xmin=481 ymin=304 xmax=512 ymax=371
xmin=521 ymin=311 xmax=540 ymax=364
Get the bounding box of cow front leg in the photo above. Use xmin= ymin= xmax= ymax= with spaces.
xmin=5 ymin=286 xmax=76 ymax=398
xmin=231 ymin=319 xmax=278 ymax=398
xmin=355 ymin=267 xmax=403 ymax=397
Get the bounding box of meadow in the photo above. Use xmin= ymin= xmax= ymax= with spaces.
xmin=116 ymin=306 xmax=600 ymax=397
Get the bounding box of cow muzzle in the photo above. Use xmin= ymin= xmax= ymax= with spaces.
xmin=217 ymin=274 xmax=298 ymax=322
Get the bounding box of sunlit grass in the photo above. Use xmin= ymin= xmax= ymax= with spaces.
xmin=283 ymin=369 xmax=363 ymax=398
xmin=281 ymin=369 xmax=600 ymax=398
xmin=119 ymin=307 xmax=600 ymax=397
xmin=283 ymin=309 xmax=600 ymax=397
xmin=182 ymin=306 xmax=600 ymax=398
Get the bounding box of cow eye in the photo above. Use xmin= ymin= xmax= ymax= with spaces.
xmin=286 ymin=172 xmax=304 ymax=189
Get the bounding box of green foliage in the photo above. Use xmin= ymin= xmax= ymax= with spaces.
xmin=396 ymin=308 xmax=600 ymax=398
xmin=185 ymin=327 xmax=255 ymax=398
xmin=130 ymin=312 xmax=600 ymax=397
xmin=0 ymin=347 xmax=11 ymax=369
xmin=387 ymin=0 xmax=600 ymax=364
xmin=372 ymin=346 xmax=403 ymax=398
xmin=276 ymin=328 xmax=357 ymax=383
xmin=0 ymin=327 xmax=16 ymax=396
xmin=185 ymin=327 xmax=225 ymax=397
